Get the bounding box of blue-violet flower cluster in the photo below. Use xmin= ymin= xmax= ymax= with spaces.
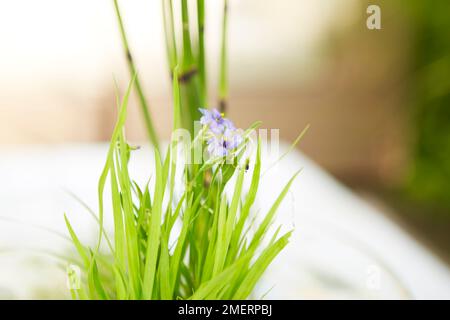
xmin=199 ymin=108 xmax=243 ymax=157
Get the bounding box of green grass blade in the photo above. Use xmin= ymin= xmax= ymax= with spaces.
xmin=159 ymin=231 xmax=171 ymax=299
xmin=189 ymin=255 xmax=249 ymax=300
xmin=117 ymin=136 xmax=141 ymax=298
xmin=233 ymin=231 xmax=292 ymax=299
xmin=249 ymin=171 xmax=300 ymax=251
xmin=96 ymin=74 xmax=135 ymax=252
xmin=142 ymin=148 xmax=164 ymax=299
xmin=213 ymin=166 xmax=245 ymax=276
xmin=64 ymin=214 xmax=89 ymax=267
xmin=227 ymin=139 xmax=261 ymax=264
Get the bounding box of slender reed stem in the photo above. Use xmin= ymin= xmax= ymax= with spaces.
xmin=180 ymin=0 xmax=201 ymax=132
xmin=113 ymin=0 xmax=160 ymax=150
xmin=162 ymin=0 xmax=178 ymax=72
xmin=181 ymin=0 xmax=194 ymax=69
xmin=218 ymin=0 xmax=229 ymax=113
xmin=197 ymin=0 xmax=206 ymax=106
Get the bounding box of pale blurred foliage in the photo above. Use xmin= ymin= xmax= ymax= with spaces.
xmin=0 ymin=0 xmax=410 ymax=183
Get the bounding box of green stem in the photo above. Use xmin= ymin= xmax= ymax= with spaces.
xmin=162 ymin=0 xmax=178 ymax=72
xmin=218 ymin=0 xmax=229 ymax=113
xmin=181 ymin=0 xmax=194 ymax=69
xmin=197 ymin=0 xmax=206 ymax=106
xmin=180 ymin=0 xmax=201 ymax=132
xmin=113 ymin=0 xmax=160 ymax=150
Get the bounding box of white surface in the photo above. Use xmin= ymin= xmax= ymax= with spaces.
xmin=1 ymin=143 xmax=450 ymax=299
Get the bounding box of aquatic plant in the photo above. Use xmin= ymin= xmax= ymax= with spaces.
xmin=64 ymin=0 xmax=301 ymax=300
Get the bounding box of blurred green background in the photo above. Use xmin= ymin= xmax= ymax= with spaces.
xmin=405 ymin=0 xmax=450 ymax=211
xmin=343 ymin=0 xmax=450 ymax=262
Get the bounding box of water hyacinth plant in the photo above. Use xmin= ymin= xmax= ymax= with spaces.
xmin=63 ymin=1 xmax=301 ymax=300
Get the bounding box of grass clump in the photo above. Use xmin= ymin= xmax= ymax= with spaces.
xmin=64 ymin=74 xmax=297 ymax=300
xmin=64 ymin=1 xmax=300 ymax=300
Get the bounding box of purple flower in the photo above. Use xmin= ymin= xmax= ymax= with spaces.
xmin=199 ymin=108 xmax=234 ymax=134
xmin=222 ymin=127 xmax=243 ymax=150
xmin=207 ymin=137 xmax=228 ymax=157
xmin=199 ymin=108 xmax=243 ymax=158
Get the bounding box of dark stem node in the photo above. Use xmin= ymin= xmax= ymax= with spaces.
xmin=126 ymin=50 xmax=133 ymax=63
xmin=177 ymin=67 xmax=198 ymax=83
xmin=219 ymin=99 xmax=227 ymax=113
